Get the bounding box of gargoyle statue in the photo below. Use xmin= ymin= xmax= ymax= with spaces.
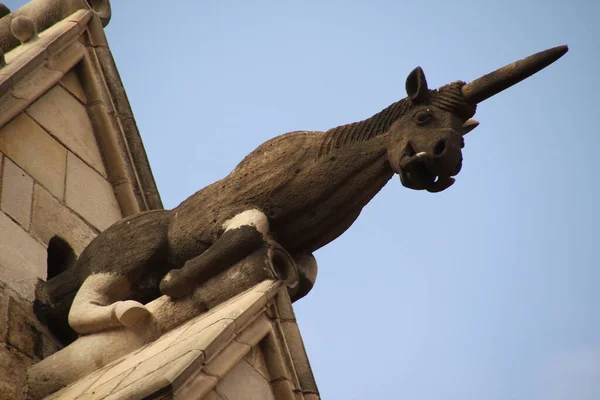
xmin=61 ymin=46 xmax=567 ymax=335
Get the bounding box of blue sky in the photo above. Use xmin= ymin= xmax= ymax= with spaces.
xmin=7 ymin=1 xmax=600 ymax=398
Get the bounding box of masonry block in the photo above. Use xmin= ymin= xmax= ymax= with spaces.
xmin=65 ymin=152 xmax=121 ymax=231
xmin=7 ymin=296 xmax=39 ymax=357
xmin=0 ymin=344 xmax=31 ymax=400
xmin=0 ymin=282 xmax=9 ymax=340
xmin=7 ymin=296 xmax=60 ymax=359
xmin=1 ymin=158 xmax=33 ymax=229
xmin=216 ymin=359 xmax=276 ymax=400
xmin=0 ymin=113 xmax=67 ymax=199
xmin=0 ymin=152 xmax=3 ymax=188
xmin=244 ymin=345 xmax=270 ymax=381
xmin=59 ymin=69 xmax=86 ymax=104
xmin=27 ymin=85 xmax=107 ymax=176
xmin=0 ymin=212 xmax=47 ymax=300
xmin=31 ymin=184 xmax=96 ymax=255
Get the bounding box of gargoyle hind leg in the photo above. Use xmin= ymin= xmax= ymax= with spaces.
xmin=160 ymin=209 xmax=269 ymax=298
xmin=69 ymin=273 xmax=150 ymax=335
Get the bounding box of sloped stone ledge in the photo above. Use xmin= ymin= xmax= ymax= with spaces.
xmin=33 ymin=285 xmax=320 ymax=400
xmin=0 ymin=10 xmax=92 ymax=128
xmin=26 ymin=244 xmax=299 ymax=399
xmin=0 ymin=0 xmax=111 ymax=54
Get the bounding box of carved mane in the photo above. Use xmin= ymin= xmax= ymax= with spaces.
xmin=318 ymin=81 xmax=476 ymax=158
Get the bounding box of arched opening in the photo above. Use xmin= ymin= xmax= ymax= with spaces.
xmin=36 ymin=236 xmax=79 ymax=346
xmin=46 ymin=236 xmax=76 ymax=280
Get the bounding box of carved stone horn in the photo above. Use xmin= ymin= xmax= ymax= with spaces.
xmin=462 ymin=45 xmax=568 ymax=104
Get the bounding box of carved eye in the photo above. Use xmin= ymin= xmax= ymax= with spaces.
xmin=414 ymin=110 xmax=431 ymax=125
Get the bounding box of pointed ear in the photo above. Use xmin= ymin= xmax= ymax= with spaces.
xmin=405 ymin=67 xmax=429 ymax=103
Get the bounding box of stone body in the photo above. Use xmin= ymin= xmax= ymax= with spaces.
xmin=67 ymin=72 xmax=479 ymax=335
xmin=65 ymin=43 xmax=569 ymax=337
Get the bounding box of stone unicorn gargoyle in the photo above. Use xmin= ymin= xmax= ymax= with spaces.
xmin=64 ymin=46 xmax=567 ymax=335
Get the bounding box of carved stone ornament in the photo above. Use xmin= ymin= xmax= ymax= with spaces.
xmin=28 ymin=45 xmax=568 ymax=398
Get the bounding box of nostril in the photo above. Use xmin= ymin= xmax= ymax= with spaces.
xmin=434 ymin=139 xmax=446 ymax=156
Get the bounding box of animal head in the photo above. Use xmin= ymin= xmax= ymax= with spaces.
xmin=384 ymin=45 xmax=568 ymax=193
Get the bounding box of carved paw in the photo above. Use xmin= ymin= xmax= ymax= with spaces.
xmin=114 ymin=300 xmax=150 ymax=328
xmin=160 ymin=270 xmax=195 ymax=299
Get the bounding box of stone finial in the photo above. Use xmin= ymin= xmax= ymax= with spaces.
xmin=0 ymin=4 xmax=10 ymax=19
xmin=10 ymin=15 xmax=37 ymax=43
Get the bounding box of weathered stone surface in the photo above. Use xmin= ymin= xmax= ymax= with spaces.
xmin=174 ymin=373 xmax=218 ymax=400
xmin=88 ymin=45 xmax=163 ymax=211
xmin=235 ymin=314 xmax=272 ymax=346
xmin=0 ymin=282 xmax=9 ymax=340
xmin=118 ymin=349 xmax=203 ymax=392
xmin=7 ymin=296 xmax=39 ymax=357
xmin=31 ymin=184 xmax=96 ymax=254
xmin=244 ymin=345 xmax=270 ymax=381
xmin=47 ymin=41 xmax=85 ymax=75
xmin=279 ymin=320 xmax=318 ymax=394
xmin=76 ymin=370 xmax=130 ymax=400
xmin=260 ymin=328 xmax=290 ymax=383
xmin=11 ymin=67 xmax=62 ymax=101
xmin=216 ymin=358 xmax=275 ymax=400
xmin=269 ymin=379 xmax=295 ymax=400
xmin=86 ymin=15 xmax=109 ymax=48
xmin=29 ymin=280 xmax=281 ymax=399
xmin=0 ymin=344 xmax=31 ymax=400
xmin=204 ymin=390 xmax=221 ymax=400
xmin=10 ymin=15 xmax=38 ymax=43
xmin=0 ymin=113 xmax=67 ymax=199
xmin=0 ymin=158 xmax=33 ymax=229
xmin=27 ymin=85 xmax=107 ymax=176
xmin=204 ymin=340 xmax=251 ymax=378
xmin=6 ymin=293 xmax=61 ymax=360
xmin=0 ymin=93 xmax=29 ymax=128
xmin=59 ymin=69 xmax=86 ymax=103
xmin=275 ymin=286 xmax=297 ymax=321
xmin=65 ymin=152 xmax=121 ymax=231
xmin=0 ymin=212 xmax=46 ymax=300
xmin=0 ymin=2 xmax=100 ymax=55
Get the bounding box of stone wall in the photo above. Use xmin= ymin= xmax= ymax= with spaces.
xmin=0 ymin=280 xmax=61 ymax=399
xmin=0 ymin=69 xmax=122 ymax=300
xmin=0 ymin=69 xmax=123 ymax=399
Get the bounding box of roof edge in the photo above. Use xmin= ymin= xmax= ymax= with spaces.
xmin=0 ymin=5 xmax=162 ymax=212
xmin=0 ymin=0 xmax=111 ymax=54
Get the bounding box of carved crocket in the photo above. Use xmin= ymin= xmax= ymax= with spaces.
xmin=65 ymin=46 xmax=567 ymax=335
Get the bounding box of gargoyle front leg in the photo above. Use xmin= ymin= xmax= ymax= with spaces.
xmin=160 ymin=209 xmax=269 ymax=298
xmin=69 ymin=273 xmax=150 ymax=335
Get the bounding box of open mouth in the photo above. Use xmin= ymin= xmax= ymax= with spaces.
xmin=399 ymin=145 xmax=458 ymax=193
